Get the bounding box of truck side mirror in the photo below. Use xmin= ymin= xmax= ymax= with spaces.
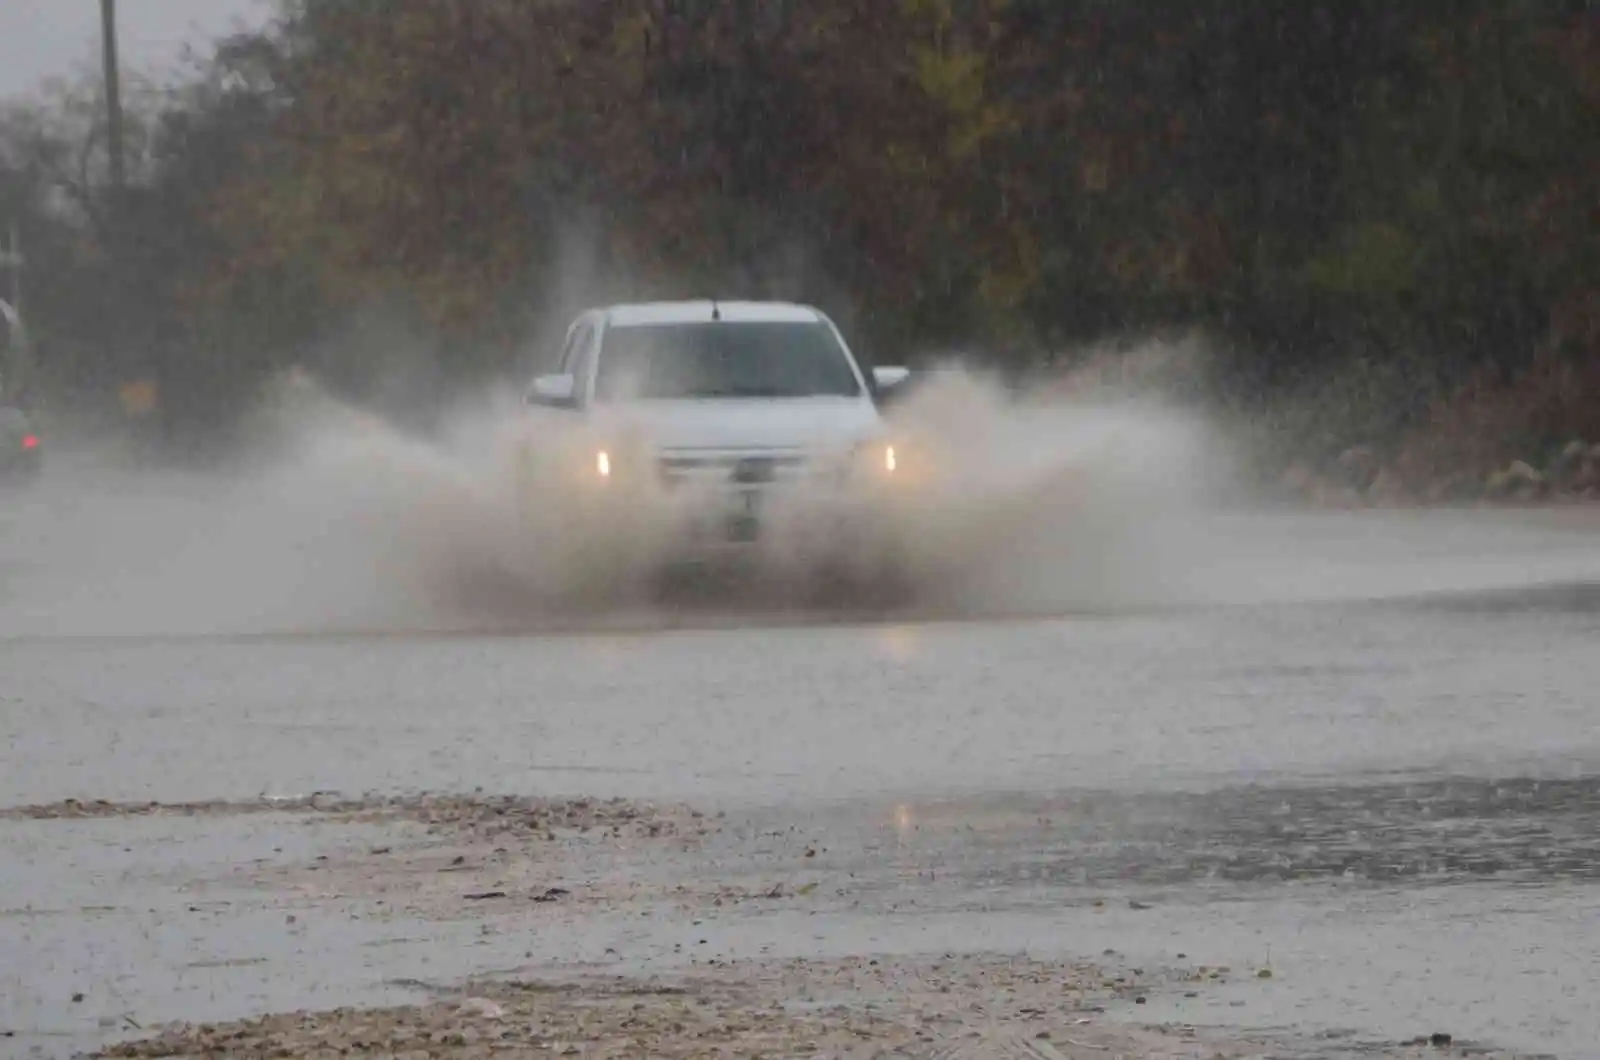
xmin=872 ymin=366 xmax=911 ymax=392
xmin=525 ymin=373 xmax=576 ymax=408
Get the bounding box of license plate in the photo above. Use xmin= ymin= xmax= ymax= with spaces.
xmin=726 ymin=490 xmax=762 ymax=541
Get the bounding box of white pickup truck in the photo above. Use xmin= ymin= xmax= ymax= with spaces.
xmin=523 ymin=300 xmax=912 ymax=556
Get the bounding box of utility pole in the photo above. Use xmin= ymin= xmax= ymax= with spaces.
xmin=101 ymin=0 xmax=125 ymax=192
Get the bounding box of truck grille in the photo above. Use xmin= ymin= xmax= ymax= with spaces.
xmin=657 ymin=451 xmax=810 ymax=490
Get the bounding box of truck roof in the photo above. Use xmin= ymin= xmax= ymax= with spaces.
xmin=600 ymin=300 xmax=824 ymax=328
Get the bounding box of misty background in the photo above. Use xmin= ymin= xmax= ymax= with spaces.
xmin=0 ymin=1 xmax=266 ymax=97
xmin=1 ymin=1 xmax=1596 ymax=493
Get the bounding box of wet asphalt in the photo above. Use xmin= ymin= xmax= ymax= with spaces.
xmin=2 ymin=508 xmax=1600 ymax=1057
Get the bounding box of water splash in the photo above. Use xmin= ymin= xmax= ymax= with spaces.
xmin=3 ymin=358 xmax=1598 ymax=638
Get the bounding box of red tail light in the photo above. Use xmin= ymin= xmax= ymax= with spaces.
xmin=21 ymin=434 xmax=39 ymax=450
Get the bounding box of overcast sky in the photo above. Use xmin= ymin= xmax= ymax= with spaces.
xmin=0 ymin=0 xmax=270 ymax=99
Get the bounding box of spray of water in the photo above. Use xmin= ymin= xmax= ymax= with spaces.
xmin=0 ymin=355 xmax=1210 ymax=633
xmin=3 ymin=349 xmax=1599 ymax=639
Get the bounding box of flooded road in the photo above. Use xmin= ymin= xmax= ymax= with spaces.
xmin=2 ymin=506 xmax=1599 ymax=1057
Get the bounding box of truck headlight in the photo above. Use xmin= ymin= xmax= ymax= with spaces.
xmin=596 ymin=449 xmax=612 ymax=478
xmin=848 ymin=440 xmax=901 ymax=481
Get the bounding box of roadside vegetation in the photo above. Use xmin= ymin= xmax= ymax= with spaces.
xmin=1 ymin=1 xmax=1595 ymax=498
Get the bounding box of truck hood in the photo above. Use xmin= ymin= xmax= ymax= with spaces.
xmin=590 ymin=397 xmax=884 ymax=455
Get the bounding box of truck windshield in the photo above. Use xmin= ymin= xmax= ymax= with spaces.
xmin=593 ymin=321 xmax=862 ymax=401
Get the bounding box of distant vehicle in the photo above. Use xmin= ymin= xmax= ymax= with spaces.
xmin=0 ymin=298 xmax=41 ymax=485
xmin=523 ymin=300 xmax=913 ymax=555
xmin=0 ymin=404 xmax=41 ymax=483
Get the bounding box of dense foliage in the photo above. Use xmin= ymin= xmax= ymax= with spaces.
xmin=1 ymin=0 xmax=1595 ymax=463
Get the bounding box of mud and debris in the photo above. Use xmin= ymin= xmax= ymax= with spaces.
xmin=80 ymin=956 xmax=1328 ymax=1059
xmin=85 ymin=955 xmax=1514 ymax=1059
xmin=0 ymin=793 xmax=707 ymax=843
